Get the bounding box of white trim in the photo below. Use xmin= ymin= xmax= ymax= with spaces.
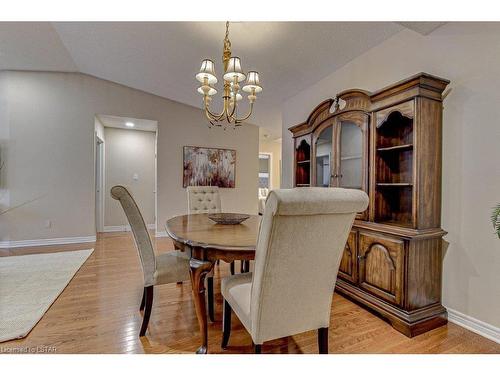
xmin=155 ymin=231 xmax=169 ymax=238
xmin=103 ymin=223 xmax=156 ymax=232
xmin=0 ymin=236 xmax=97 ymax=249
xmin=447 ymin=307 xmax=500 ymax=344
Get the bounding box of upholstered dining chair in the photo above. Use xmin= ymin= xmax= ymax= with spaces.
xmin=186 ymin=186 xmax=222 ymax=214
xmin=186 ymin=185 xmax=236 ymax=321
xmin=220 ymin=187 xmax=369 ymax=353
xmin=111 ymin=185 xmax=190 ymax=337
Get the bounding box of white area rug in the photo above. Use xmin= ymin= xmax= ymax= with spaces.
xmin=0 ymin=249 xmax=94 ymax=342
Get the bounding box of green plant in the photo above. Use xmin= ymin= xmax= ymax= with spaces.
xmin=492 ymin=203 xmax=500 ymax=239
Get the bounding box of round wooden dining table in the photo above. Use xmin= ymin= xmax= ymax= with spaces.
xmin=165 ymin=213 xmax=261 ymax=354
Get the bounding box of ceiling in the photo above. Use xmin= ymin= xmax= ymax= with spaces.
xmin=97 ymin=115 xmax=158 ymax=132
xmin=0 ymin=22 xmax=445 ymax=138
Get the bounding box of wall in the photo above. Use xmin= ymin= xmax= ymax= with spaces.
xmin=259 ymin=138 xmax=281 ymax=189
xmin=0 ymin=73 xmax=8 ymax=210
xmin=281 ymin=23 xmax=500 ymax=329
xmin=0 ymin=71 xmax=259 ymax=242
xmin=104 ymin=127 xmax=156 ymax=227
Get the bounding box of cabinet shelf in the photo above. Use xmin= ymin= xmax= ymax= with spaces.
xmin=341 ymin=155 xmax=362 ymax=161
xmin=297 ymin=160 xmax=311 ymax=164
xmin=377 ymin=144 xmax=413 ymax=152
xmin=296 ymin=184 xmax=310 ymax=187
xmin=376 ymin=182 xmax=413 ymax=187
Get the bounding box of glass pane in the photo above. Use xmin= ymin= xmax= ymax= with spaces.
xmin=339 ymin=122 xmax=362 ymax=189
xmin=315 ymin=126 xmax=332 ymax=187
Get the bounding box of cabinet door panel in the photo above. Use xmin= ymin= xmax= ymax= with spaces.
xmin=358 ymin=232 xmax=405 ymax=306
xmin=338 ymin=231 xmax=357 ymax=283
xmin=335 ymin=112 xmax=370 ymax=220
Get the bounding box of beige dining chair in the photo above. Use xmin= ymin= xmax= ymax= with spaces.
xmin=186 ymin=185 xmax=235 ymax=321
xmin=220 ymin=187 xmax=369 ymax=353
xmin=111 ymin=185 xmax=191 ymax=337
xmin=186 ymin=186 xmax=222 ymax=214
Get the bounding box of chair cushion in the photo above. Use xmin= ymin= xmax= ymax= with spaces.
xmin=221 ymin=272 xmax=253 ymax=333
xmin=153 ymin=251 xmax=190 ymax=285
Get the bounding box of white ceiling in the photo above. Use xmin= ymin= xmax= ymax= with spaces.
xmin=0 ymin=22 xmax=445 ymax=138
xmin=97 ymin=115 xmax=158 ymax=132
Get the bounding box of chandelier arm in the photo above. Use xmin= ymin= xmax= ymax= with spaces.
xmin=205 ymin=100 xmax=226 ymax=121
xmin=233 ymin=102 xmax=255 ymax=123
xmin=227 ymin=99 xmax=237 ymax=119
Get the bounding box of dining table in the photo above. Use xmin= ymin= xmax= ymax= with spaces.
xmin=165 ymin=213 xmax=261 ymax=354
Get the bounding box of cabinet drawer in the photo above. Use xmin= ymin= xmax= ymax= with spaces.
xmin=358 ymin=232 xmax=405 ymax=306
xmin=338 ymin=230 xmax=357 ymax=283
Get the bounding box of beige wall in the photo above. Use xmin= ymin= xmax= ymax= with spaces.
xmin=104 ymin=127 xmax=156 ymax=227
xmin=259 ymin=137 xmax=281 ymax=189
xmin=0 ymin=71 xmax=259 ymax=242
xmin=281 ymin=23 xmax=500 ymax=328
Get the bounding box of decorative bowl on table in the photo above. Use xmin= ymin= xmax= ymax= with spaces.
xmin=208 ymin=213 xmax=250 ymax=225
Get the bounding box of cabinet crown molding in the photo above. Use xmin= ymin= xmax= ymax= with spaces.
xmin=289 ymin=72 xmax=450 ymax=136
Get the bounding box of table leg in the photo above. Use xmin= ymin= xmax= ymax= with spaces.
xmin=189 ymin=258 xmax=214 ymax=354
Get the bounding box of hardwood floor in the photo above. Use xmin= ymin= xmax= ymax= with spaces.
xmin=1 ymin=232 xmax=498 ymax=354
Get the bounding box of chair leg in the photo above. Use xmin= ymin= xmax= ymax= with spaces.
xmin=240 ymin=261 xmax=244 ymax=273
xmin=221 ymin=299 xmax=232 ymax=349
xmin=318 ymin=327 xmax=328 ymax=354
xmin=139 ymin=286 xmax=154 ymax=337
xmin=230 ymin=261 xmax=235 ymax=275
xmin=244 ymin=260 xmax=250 ymax=273
xmin=207 ymin=276 xmax=215 ymax=322
xmin=254 ymin=344 xmax=262 ymax=354
xmin=139 ymin=288 xmax=145 ymax=311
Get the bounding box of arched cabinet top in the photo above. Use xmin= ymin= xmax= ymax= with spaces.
xmin=288 ymin=72 xmax=449 ymax=137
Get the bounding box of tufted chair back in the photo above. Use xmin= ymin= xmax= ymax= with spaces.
xmin=186 ymin=186 xmax=222 ymax=214
xmin=110 ymin=185 xmax=156 ymax=287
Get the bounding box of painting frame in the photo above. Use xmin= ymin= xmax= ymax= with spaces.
xmin=183 ymin=146 xmax=236 ymax=188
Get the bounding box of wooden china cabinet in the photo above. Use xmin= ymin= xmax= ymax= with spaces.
xmin=289 ymin=73 xmax=450 ymax=337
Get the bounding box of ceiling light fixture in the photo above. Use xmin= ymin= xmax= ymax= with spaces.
xmin=125 ymin=122 xmax=135 ymax=128
xmin=196 ymin=21 xmax=262 ymax=128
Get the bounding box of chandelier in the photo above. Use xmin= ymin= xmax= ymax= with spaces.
xmin=195 ymin=21 xmax=262 ymax=127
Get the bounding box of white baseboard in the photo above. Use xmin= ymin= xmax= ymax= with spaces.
xmin=155 ymin=231 xmax=169 ymax=238
xmin=0 ymin=235 xmax=97 ymax=249
xmin=103 ymin=224 xmax=156 ymax=232
xmin=447 ymin=307 xmax=500 ymax=344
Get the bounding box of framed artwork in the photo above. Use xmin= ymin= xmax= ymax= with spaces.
xmin=183 ymin=146 xmax=236 ymax=188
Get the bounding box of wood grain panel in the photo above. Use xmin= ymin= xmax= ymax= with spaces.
xmin=358 ymin=232 xmax=404 ymax=306
xmin=338 ymin=230 xmax=357 ymax=283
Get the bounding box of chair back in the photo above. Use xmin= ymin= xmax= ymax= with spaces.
xmin=250 ymin=187 xmax=369 ymax=343
xmin=110 ymin=185 xmax=156 ymax=287
xmin=186 ymin=186 xmax=221 ymax=214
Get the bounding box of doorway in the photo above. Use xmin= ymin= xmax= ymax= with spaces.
xmin=94 ymin=115 xmax=158 ymax=234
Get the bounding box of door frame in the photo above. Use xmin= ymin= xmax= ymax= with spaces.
xmin=95 ymin=134 xmax=105 ymax=233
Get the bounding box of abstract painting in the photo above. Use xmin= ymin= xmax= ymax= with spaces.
xmin=183 ymin=146 xmax=236 ymax=188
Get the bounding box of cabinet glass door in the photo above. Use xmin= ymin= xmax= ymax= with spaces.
xmin=339 ymin=121 xmax=363 ymax=189
xmin=314 ymin=126 xmax=333 ymax=187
